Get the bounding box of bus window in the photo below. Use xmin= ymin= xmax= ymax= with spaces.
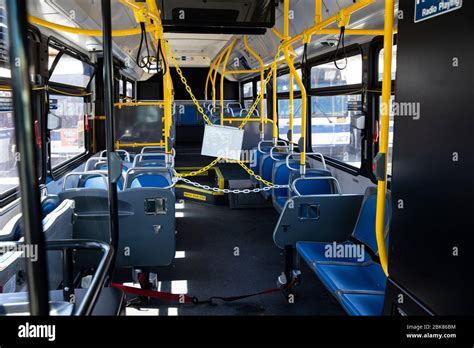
xmin=48 ymin=46 xmax=60 ymax=70
xmin=0 ymin=91 xmax=18 ymax=197
xmin=49 ymin=53 xmax=94 ymax=88
xmin=378 ymin=45 xmax=397 ymax=81
xmin=277 ymin=69 xmax=302 ymax=93
xmin=126 ymin=81 xmax=133 ymax=98
xmin=311 ymin=95 xmax=363 ymax=168
xmin=243 ymin=81 xmax=253 ymax=98
xmin=278 ymin=98 xmax=302 ymax=142
xmin=49 ymin=95 xmax=86 ymax=168
xmin=311 ymin=55 xmax=362 ymax=88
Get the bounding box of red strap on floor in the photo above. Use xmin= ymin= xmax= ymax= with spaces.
xmin=111 ymin=280 xmax=296 ymax=305
xmin=110 ymin=283 xmax=196 ymax=303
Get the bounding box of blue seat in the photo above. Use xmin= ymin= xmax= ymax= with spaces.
xmin=80 ymin=174 xmax=124 ymax=191
xmin=297 ymin=241 xmax=372 ymax=267
xmin=339 ymin=293 xmax=385 ymax=316
xmin=296 ymin=187 xmax=392 ymax=316
xmin=124 ymin=168 xmax=174 ymax=189
xmin=41 ymin=195 xmax=60 ymax=217
xmin=290 ymin=169 xmax=335 ymax=197
xmin=259 ymin=153 xmax=287 ymax=199
xmin=316 ymin=263 xmax=387 ymax=293
xmin=130 ymin=174 xmax=172 ymax=188
xmin=250 ymin=143 xmax=272 ymax=186
xmin=296 ymin=187 xmax=391 ymax=265
xmin=272 ymin=160 xmax=299 ymax=212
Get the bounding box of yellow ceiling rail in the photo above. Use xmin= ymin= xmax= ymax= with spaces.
xmin=28 ymin=15 xmax=152 ymax=37
xmin=205 ymin=58 xmax=218 ymax=100
xmin=224 ymin=69 xmax=262 ymax=75
xmin=284 ymin=0 xmax=377 ymax=48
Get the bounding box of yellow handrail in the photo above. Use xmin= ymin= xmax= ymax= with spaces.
xmin=272 ymin=62 xmax=278 ymax=143
xmin=375 ymin=0 xmax=395 ymax=277
xmin=114 ymin=101 xmax=164 ymax=108
xmin=28 ymin=15 xmax=152 ymax=37
xmin=220 ymin=39 xmax=237 ymax=125
xmin=243 ymin=36 xmax=265 ymax=137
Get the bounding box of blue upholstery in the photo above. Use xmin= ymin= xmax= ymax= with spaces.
xmin=130 ymin=174 xmax=171 ymax=188
xmin=83 ymin=176 xmax=107 ymax=190
xmin=296 ymin=241 xmax=372 ymax=266
xmin=291 ymin=169 xmax=334 ymax=196
xmin=316 ymin=263 xmax=387 ymax=293
xmin=339 ymin=293 xmax=385 ymax=316
xmin=295 ymin=187 xmax=392 ymax=316
xmin=272 ymin=160 xmax=299 ymax=212
xmin=259 ymin=153 xmax=286 ymax=199
xmin=41 ymin=195 xmax=60 ymax=218
xmin=135 ymin=160 xmax=166 ymax=168
xmin=81 ymin=174 xmax=124 ymax=191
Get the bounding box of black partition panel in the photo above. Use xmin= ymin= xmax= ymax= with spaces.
xmin=114 ymin=105 xmax=164 ymax=144
xmin=384 ymin=0 xmax=474 ymax=315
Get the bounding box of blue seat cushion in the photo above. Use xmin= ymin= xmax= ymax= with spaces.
xmin=316 ymin=263 xmax=387 ymax=293
xmin=83 ymin=176 xmax=107 ymax=189
xmin=297 ymin=241 xmax=372 ymax=266
xmin=275 ymin=196 xmax=287 ymax=209
xmin=130 ymin=174 xmax=171 ymax=188
xmin=339 ymin=293 xmax=385 ymax=316
xmin=292 ymin=169 xmax=334 ymax=196
xmin=41 ymin=195 xmax=60 ymax=218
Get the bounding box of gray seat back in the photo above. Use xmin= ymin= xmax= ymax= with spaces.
xmin=273 ymin=194 xmax=364 ymax=249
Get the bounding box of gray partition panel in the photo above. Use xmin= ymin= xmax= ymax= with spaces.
xmin=273 ymin=194 xmax=364 ymax=249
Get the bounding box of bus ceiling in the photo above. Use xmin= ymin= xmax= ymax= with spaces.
xmin=26 ymin=0 xmax=396 ymax=81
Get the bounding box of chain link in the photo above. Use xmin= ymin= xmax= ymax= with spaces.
xmin=166 ymin=40 xmax=285 ymax=185
xmin=177 ymin=176 xmax=288 ymax=194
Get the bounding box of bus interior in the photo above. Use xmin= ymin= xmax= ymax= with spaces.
xmin=0 ymin=0 xmax=472 ymax=322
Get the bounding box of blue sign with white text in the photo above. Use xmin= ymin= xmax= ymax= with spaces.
xmin=414 ymin=0 xmax=462 ymax=23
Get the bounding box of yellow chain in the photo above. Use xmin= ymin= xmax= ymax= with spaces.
xmin=167 ymin=47 xmax=213 ymax=126
xmin=167 ymin=40 xmax=284 ymax=185
xmin=237 ymin=161 xmax=274 ymax=187
xmin=176 ymin=157 xmax=221 ymax=177
xmin=237 ymin=43 xmax=284 ymax=130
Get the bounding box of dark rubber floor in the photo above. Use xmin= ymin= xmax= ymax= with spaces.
xmin=122 ymin=200 xmax=345 ymax=316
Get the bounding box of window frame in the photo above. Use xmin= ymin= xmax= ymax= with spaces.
xmin=369 ymin=35 xmax=398 ymax=181
xmin=47 ymin=38 xmax=94 ymax=179
xmin=0 ymin=26 xmax=45 ymax=209
xmin=305 ymin=44 xmax=365 ymax=174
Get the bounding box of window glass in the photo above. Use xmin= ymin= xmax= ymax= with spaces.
xmin=378 ymin=46 xmax=397 ymax=81
xmin=126 ymin=81 xmax=133 ymax=98
xmin=278 ymin=98 xmax=302 ymax=142
xmin=379 ymin=95 xmax=395 ymax=176
xmin=49 ymin=53 xmax=94 ymax=88
xmin=0 ymin=91 xmax=18 ymax=195
xmin=243 ymin=82 xmax=253 ymax=98
xmin=48 ymin=46 xmax=60 ymax=70
xmin=311 ymin=94 xmax=363 ymax=168
xmin=311 ymin=55 xmax=362 ymax=88
xmin=49 ymin=95 xmax=86 ymax=168
xmin=277 ymin=69 xmax=302 ymax=93
xmin=243 ymin=99 xmax=254 ymax=110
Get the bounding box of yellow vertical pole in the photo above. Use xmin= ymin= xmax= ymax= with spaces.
xmin=375 ymin=0 xmax=394 ymax=276
xmin=205 ymin=58 xmax=217 ymax=100
xmin=289 ymin=56 xmax=294 ymax=151
xmin=272 ymin=62 xmax=278 ymax=144
xmin=213 ymin=52 xmax=225 ymax=108
xmin=220 ymin=39 xmax=236 ymax=125
xmin=284 ymin=0 xmax=290 ymax=38
xmin=315 ymin=0 xmax=323 ymax=24
xmin=146 ymin=0 xmax=172 ymax=156
xmin=243 ymin=35 xmax=265 ymax=138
